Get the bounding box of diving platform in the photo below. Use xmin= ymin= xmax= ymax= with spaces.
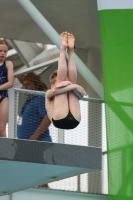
xmin=0 ymin=138 xmax=101 ymax=196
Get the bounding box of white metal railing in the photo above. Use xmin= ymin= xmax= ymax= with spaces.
xmin=8 ymin=88 xmax=104 ymax=142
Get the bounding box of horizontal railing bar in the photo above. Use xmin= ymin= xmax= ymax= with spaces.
xmin=14 ymin=88 xmax=104 ymax=103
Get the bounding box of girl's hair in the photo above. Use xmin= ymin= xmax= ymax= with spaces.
xmin=0 ymin=40 xmax=8 ymax=48
xmin=49 ymin=70 xmax=57 ymax=85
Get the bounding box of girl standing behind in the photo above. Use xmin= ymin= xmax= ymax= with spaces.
xmin=0 ymin=40 xmax=14 ymax=137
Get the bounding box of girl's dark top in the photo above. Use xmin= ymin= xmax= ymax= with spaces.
xmin=0 ymin=61 xmax=8 ymax=102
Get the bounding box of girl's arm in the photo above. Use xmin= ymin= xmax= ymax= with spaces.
xmin=55 ymin=81 xmax=72 ymax=88
xmin=46 ymin=84 xmax=87 ymax=99
xmin=0 ymin=61 xmax=14 ymax=90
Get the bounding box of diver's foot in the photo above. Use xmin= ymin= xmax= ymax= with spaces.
xmin=60 ymin=32 xmax=68 ymax=49
xmin=67 ymin=33 xmax=75 ymax=50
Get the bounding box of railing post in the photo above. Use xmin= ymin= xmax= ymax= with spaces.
xmin=8 ymin=87 xmax=15 ymax=138
xmin=58 ymin=129 xmax=64 ymax=143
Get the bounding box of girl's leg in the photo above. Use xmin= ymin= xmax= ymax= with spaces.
xmin=57 ymin=32 xmax=68 ymax=82
xmin=53 ymin=32 xmax=69 ymax=120
xmin=67 ymin=33 xmax=81 ymax=122
xmin=67 ymin=33 xmax=77 ymax=84
xmin=0 ymin=98 xmax=8 ymax=137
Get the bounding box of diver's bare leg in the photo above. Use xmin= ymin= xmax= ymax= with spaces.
xmin=57 ymin=32 xmax=68 ymax=82
xmin=53 ymin=32 xmax=69 ymax=120
xmin=67 ymin=33 xmax=81 ymax=122
xmin=67 ymin=33 xmax=77 ymax=84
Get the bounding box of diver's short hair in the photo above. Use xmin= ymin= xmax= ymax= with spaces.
xmin=49 ymin=70 xmax=57 ymax=85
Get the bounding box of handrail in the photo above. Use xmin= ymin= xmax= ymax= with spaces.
xmin=14 ymin=88 xmax=104 ymax=103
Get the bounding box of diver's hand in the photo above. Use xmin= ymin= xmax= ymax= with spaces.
xmin=75 ymin=85 xmax=87 ymax=96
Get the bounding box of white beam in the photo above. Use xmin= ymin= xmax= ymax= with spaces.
xmin=97 ymin=0 xmax=133 ymax=10
xmin=0 ymin=188 xmax=108 ymax=200
xmin=6 ymin=39 xmax=30 ymax=68
xmin=14 ymin=58 xmax=58 ymax=77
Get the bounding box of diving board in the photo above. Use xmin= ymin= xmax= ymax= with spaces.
xmin=0 ymin=138 xmax=101 ymax=196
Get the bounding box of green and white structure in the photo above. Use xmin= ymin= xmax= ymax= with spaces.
xmin=98 ymin=1 xmax=133 ymax=200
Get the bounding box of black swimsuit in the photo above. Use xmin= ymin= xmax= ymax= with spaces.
xmin=0 ymin=61 xmax=8 ymax=103
xmin=52 ymin=111 xmax=79 ymax=129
